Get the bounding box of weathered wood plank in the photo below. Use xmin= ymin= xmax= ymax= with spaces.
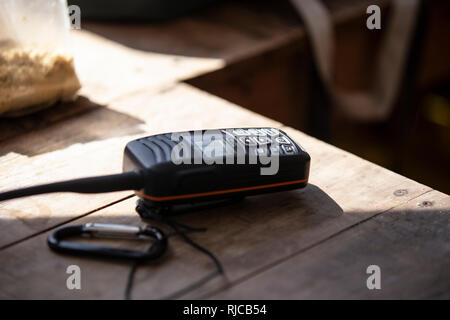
xmin=0 ymin=115 xmax=433 ymax=298
xmin=210 ymin=191 xmax=450 ymax=299
xmin=71 ymin=30 xmax=224 ymax=105
xmin=0 ymin=84 xmax=280 ymax=248
xmin=0 ymin=0 xmax=446 ymax=300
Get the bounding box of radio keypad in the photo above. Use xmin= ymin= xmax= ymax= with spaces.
xmin=237 ymin=136 xmax=257 ymax=147
xmin=281 ymin=145 xmax=295 ymax=154
xmin=229 ymin=128 xmax=297 ymax=155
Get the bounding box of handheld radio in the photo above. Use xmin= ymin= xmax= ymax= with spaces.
xmin=0 ymin=128 xmax=310 ymax=213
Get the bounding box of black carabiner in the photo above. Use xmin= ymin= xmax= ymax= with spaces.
xmin=47 ymin=223 xmax=167 ymax=261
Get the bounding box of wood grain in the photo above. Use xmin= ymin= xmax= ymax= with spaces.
xmin=210 ymin=191 xmax=450 ymax=299
xmin=0 ymin=113 xmax=434 ymax=298
xmin=0 ymin=0 xmax=447 ymax=299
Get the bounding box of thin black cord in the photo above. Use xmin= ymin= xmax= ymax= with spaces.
xmin=158 ymin=219 xmax=224 ymax=300
xmin=124 ymin=231 xmax=180 ymax=300
xmin=123 ymin=207 xmax=224 ymax=300
xmin=124 ymin=261 xmax=140 ymax=300
xmin=166 ymin=219 xmax=223 ymax=274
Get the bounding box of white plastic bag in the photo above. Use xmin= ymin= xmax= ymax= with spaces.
xmin=0 ymin=0 xmax=81 ymax=116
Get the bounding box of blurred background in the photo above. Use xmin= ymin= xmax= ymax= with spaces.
xmin=68 ymin=0 xmax=450 ymax=193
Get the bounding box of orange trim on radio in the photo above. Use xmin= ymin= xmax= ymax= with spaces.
xmin=135 ymin=178 xmax=308 ymax=202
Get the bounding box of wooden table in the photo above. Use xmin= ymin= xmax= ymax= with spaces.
xmin=0 ymin=1 xmax=449 ymax=299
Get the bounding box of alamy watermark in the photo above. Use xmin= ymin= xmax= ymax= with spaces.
xmin=68 ymin=5 xmax=81 ymax=30
xmin=170 ymin=129 xmax=283 ymax=175
xmin=366 ymin=265 xmax=381 ymax=290
xmin=366 ymin=5 xmax=381 ymax=29
xmin=66 ymin=265 xmax=81 ymax=290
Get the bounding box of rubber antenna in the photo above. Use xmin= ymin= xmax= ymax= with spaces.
xmin=0 ymin=170 xmax=145 ymax=202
